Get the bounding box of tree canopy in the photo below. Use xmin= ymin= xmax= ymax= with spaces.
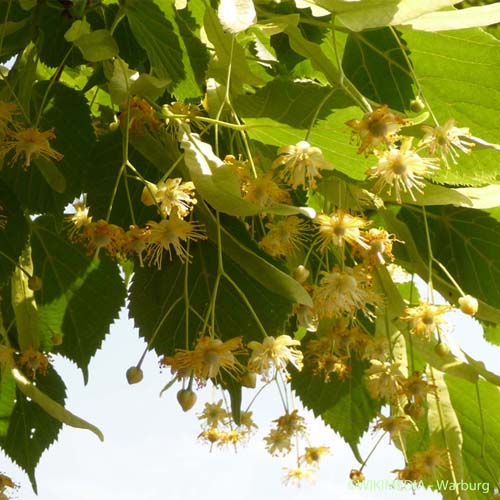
xmin=1 ymin=0 xmax=500 ymax=498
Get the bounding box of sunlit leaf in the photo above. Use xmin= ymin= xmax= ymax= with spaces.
xmin=445 ymin=375 xmax=500 ymax=496
xmin=408 ymin=4 xmax=500 ymax=32
xmin=402 ymin=28 xmax=500 ymax=185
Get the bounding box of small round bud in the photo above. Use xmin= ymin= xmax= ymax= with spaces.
xmin=434 ymin=342 xmax=450 ymax=357
xmin=177 ymin=388 xmax=197 ymax=412
xmin=52 ymin=334 xmax=63 ymax=346
xmin=404 ymin=402 xmax=425 ymax=420
xmin=350 ymin=469 xmax=365 ymax=484
xmin=140 ymin=181 xmax=158 ymax=207
xmin=28 ymin=275 xmax=43 ymax=291
xmin=126 ymin=366 xmax=144 ymax=385
xmin=410 ymin=96 xmax=425 ymax=112
xmin=458 ymin=295 xmax=478 ymax=316
xmin=293 ymin=265 xmax=310 ymax=284
xmin=240 ymin=371 xmax=257 ymax=389
xmin=109 ymin=121 xmax=119 ymax=132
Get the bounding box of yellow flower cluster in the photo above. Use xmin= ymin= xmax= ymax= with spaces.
xmin=66 ymin=184 xmax=206 ymax=266
xmin=197 ymin=400 xmax=257 ymax=451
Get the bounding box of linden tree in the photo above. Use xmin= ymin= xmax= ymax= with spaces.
xmin=1 ymin=0 xmax=500 ymax=497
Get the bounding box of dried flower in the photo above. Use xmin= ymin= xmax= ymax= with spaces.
xmin=300 ymin=446 xmax=330 ymax=467
xmin=260 ymin=216 xmax=309 ymax=257
xmin=373 ymin=414 xmax=413 ymax=440
xmin=120 ymin=96 xmax=161 ymax=135
xmin=18 ymin=348 xmax=50 ymax=378
xmin=282 ymin=466 xmax=315 ymax=487
xmin=412 ymin=445 xmax=449 ymax=478
xmin=365 ymin=360 xmax=405 ymax=402
xmin=243 ymin=172 xmax=291 ymax=207
xmin=346 ymin=104 xmax=408 ymax=154
xmin=0 ymin=101 xmax=18 ymax=135
xmin=1 ymin=127 xmax=63 ymax=169
xmin=79 ymin=219 xmax=125 ymax=257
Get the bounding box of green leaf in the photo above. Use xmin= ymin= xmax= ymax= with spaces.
xmin=74 ymin=29 xmax=119 ymax=62
xmin=0 ymin=4 xmax=31 ymax=63
xmin=462 ymin=352 xmax=500 ymax=388
xmin=12 ymin=367 xmax=104 ymax=441
xmin=84 ymin=132 xmax=168 ymax=228
xmin=197 ymin=201 xmax=313 ymax=307
xmin=107 ymin=58 xmax=169 ymax=105
xmin=445 ymin=375 xmax=500 ymax=498
xmin=64 ymin=19 xmax=91 ymax=43
xmin=454 ymin=185 xmax=500 ymax=210
xmin=398 ymin=206 xmax=500 ymax=313
xmin=128 ymin=240 xmax=292 ymax=356
xmin=0 ymin=181 xmax=29 ymax=283
xmin=203 ymin=4 xmax=264 ymax=92
xmin=427 ymin=369 xmax=467 ymax=499
xmin=408 ymin=4 xmax=500 ymax=32
xmin=125 ymin=0 xmax=185 ymax=83
xmin=284 ymin=25 xmax=339 ymax=87
xmin=483 ymin=322 xmax=500 ymax=346
xmin=0 ymin=365 xmax=66 ymax=492
xmin=34 ymin=3 xmax=84 ymax=68
xmin=33 ymin=156 xmax=67 ymax=194
xmin=311 ymin=0 xmax=460 ymax=31
xmin=31 ymin=216 xmax=126 ymax=382
xmin=0 ymin=371 xmax=16 ymax=439
xmin=402 ymin=28 xmax=500 ymax=185
xmin=11 ymin=245 xmax=41 ymax=352
xmin=107 ymin=58 xmax=137 ymax=105
xmin=342 ymin=28 xmax=414 ymax=111
xmin=292 ymin=355 xmax=381 ymax=462
xmin=153 ymin=0 xmax=208 ymax=99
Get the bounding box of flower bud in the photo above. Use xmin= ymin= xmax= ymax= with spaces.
xmin=52 ymin=334 xmax=63 ymax=346
xmin=177 ymin=388 xmax=197 ymax=412
xmin=434 ymin=342 xmax=450 ymax=357
xmin=350 ymin=469 xmax=365 ymax=484
xmin=28 ymin=275 xmax=43 ymax=291
xmin=404 ymin=402 xmax=425 ymax=420
xmin=410 ymin=96 xmax=425 ymax=112
xmin=293 ymin=265 xmax=310 ymax=284
xmin=240 ymin=371 xmax=257 ymax=389
xmin=140 ymin=181 xmax=158 ymax=206
xmin=458 ymin=295 xmax=478 ymax=316
xmin=126 ymin=366 xmax=144 ymax=385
